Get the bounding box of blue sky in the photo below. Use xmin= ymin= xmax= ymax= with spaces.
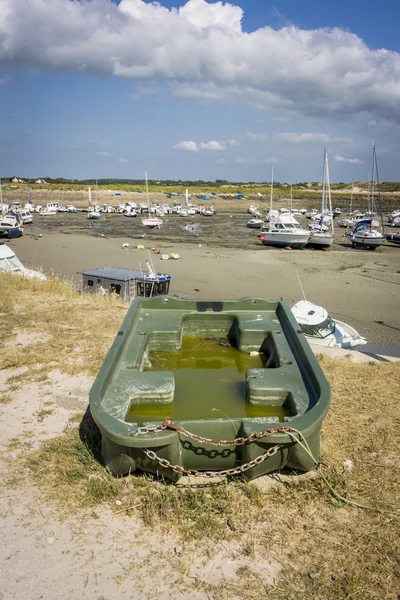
xmin=0 ymin=0 xmax=399 ymax=182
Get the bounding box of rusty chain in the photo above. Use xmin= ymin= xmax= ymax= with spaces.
xmin=130 ymin=416 xmax=290 ymax=446
xmin=141 ymin=444 xmax=282 ymax=478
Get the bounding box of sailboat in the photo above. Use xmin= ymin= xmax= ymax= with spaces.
xmin=307 ymin=149 xmax=334 ymax=249
xmin=261 ymin=160 xmax=310 ymax=249
xmin=142 ymin=171 xmax=162 ymax=228
xmin=346 ymin=146 xmax=385 ymax=250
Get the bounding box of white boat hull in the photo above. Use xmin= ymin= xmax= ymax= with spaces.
xmin=307 ymin=233 xmax=334 ymax=248
xmin=261 ymin=232 xmax=310 ymax=249
xmin=142 ymin=218 xmax=163 ymax=228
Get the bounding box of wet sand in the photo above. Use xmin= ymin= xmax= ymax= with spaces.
xmin=7 ymin=212 xmax=400 ymax=346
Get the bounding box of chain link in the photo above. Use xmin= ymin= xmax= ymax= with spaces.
xmin=130 ymin=416 xmax=290 ymax=446
xmin=141 ymin=444 xmax=282 ymax=478
xmin=130 ymin=423 xmax=168 ymax=437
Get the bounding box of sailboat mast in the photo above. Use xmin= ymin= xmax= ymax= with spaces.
xmin=370 ymin=146 xmax=375 ymax=216
xmin=269 ymin=158 xmax=274 ymax=213
xmin=325 ymin=149 xmax=334 ymax=234
xmin=373 ymin=145 xmax=384 ymax=234
xmin=145 ymin=170 xmax=149 ymax=205
xmin=290 ymin=184 xmax=292 ymax=214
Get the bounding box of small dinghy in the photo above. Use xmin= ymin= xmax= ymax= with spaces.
xmin=385 ymin=232 xmax=400 ymax=245
xmin=246 ymin=218 xmax=263 ymax=229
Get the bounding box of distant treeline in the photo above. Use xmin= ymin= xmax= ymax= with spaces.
xmin=2 ymin=177 xmax=400 ymax=192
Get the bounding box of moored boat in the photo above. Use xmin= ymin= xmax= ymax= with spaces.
xmin=0 ymin=211 xmax=24 ymax=238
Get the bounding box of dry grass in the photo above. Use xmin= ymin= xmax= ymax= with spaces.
xmin=2 ymin=273 xmax=400 ymax=598
xmin=0 ymin=273 xmax=126 ymax=380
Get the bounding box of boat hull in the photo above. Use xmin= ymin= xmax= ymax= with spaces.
xmin=90 ymin=296 xmax=331 ymax=481
xmin=385 ymin=233 xmax=400 ymax=245
xmin=261 ymin=234 xmax=310 ymax=249
xmin=307 ymin=233 xmax=334 ymax=249
xmin=347 ymin=233 xmax=385 ymax=248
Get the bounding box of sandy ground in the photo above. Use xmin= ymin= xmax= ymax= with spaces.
xmin=8 ymin=228 xmax=400 ymax=346
xmin=1 ymin=326 xmax=397 ymax=600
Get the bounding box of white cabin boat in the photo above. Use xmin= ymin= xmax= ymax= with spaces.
xmin=260 ymin=214 xmax=310 ymax=249
xmin=0 ymin=212 xmax=24 ymax=238
xmin=20 ymin=210 xmax=33 ymax=224
xmin=0 ymin=243 xmax=45 ymax=280
xmin=292 ymin=300 xmax=367 ymax=349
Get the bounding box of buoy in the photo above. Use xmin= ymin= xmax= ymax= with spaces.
xmin=39 ymin=234 xmax=43 ymax=238
xmin=217 ymin=234 xmax=221 ymax=238
xmin=137 ymin=244 xmax=144 ymax=249
xmin=101 ymin=234 xmax=105 ymax=237
xmin=196 ymin=234 xmax=199 ymax=237
xmin=121 ymin=243 xmax=129 ymax=249
xmin=154 ymin=249 xmax=160 ymax=254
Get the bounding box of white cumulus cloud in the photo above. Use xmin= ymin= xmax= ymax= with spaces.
xmin=0 ymin=0 xmax=399 ymax=121
xmin=334 ymin=154 xmax=363 ymax=164
xmin=0 ymin=75 xmax=11 ymax=85
xmin=97 ymin=151 xmax=111 ymax=156
xmin=199 ymin=140 xmax=226 ymax=150
xmin=174 ymin=141 xmax=199 ymax=151
xmin=118 ymin=158 xmax=129 ymax=163
xmin=174 ymin=139 xmax=237 ymax=151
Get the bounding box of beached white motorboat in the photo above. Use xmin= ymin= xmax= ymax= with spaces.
xmin=333 ymin=207 xmax=342 ymax=216
xmin=20 ymin=210 xmax=33 ymax=224
xmin=40 ymin=202 xmax=59 ymax=216
xmin=346 ymin=219 xmax=385 ymax=249
xmin=142 ymin=217 xmax=163 ymax=228
xmin=0 ymin=243 xmax=46 ymax=280
xmin=65 ymin=204 xmax=77 ymax=213
xmin=261 ymin=214 xmax=310 ymax=248
xmin=0 ymin=212 xmax=24 ymax=238
xmin=292 ymin=300 xmax=367 ymax=348
xmin=246 ymin=218 xmax=263 ymax=229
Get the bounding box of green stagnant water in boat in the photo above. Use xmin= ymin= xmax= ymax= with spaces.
xmin=125 ymin=336 xmax=291 ymax=424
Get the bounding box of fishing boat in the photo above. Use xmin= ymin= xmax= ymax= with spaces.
xmin=142 ymin=217 xmax=163 ymax=228
xmin=347 ymin=148 xmax=385 ymax=250
xmin=307 ymin=149 xmax=334 ymax=249
xmin=0 ymin=212 xmax=24 ymax=238
xmin=0 ymin=243 xmax=46 ymax=280
xmin=292 ymin=300 xmax=367 ymax=348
